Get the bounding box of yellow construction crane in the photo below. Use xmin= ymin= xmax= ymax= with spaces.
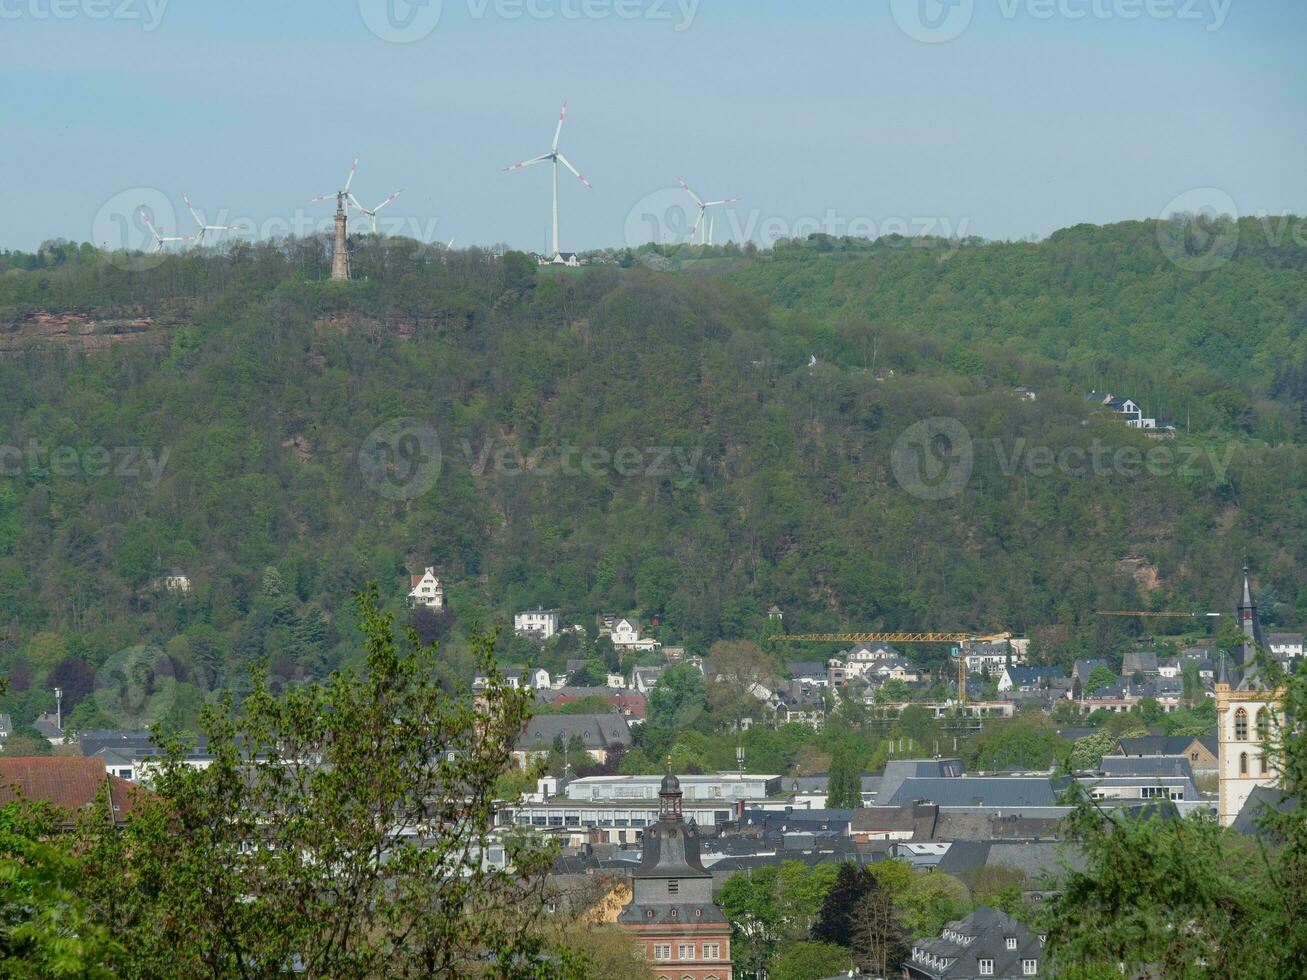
xmin=770 ymin=631 xmax=1012 ymax=706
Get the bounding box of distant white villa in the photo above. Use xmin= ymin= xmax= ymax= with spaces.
xmin=514 ymin=608 xmax=560 ymax=641
xmin=407 ymin=567 xmax=444 ymax=610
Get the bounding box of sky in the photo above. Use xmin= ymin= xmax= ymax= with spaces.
xmin=2 ymin=0 xmax=1305 ymax=253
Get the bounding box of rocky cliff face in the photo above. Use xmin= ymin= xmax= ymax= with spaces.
xmin=0 ymin=310 xmax=175 ymax=354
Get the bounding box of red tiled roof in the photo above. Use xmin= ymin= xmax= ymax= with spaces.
xmin=0 ymin=756 xmax=152 ymax=824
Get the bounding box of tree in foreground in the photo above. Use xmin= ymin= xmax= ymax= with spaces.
xmin=1043 ymin=656 xmax=1307 ymax=978
xmin=77 ymin=585 xmax=564 ymax=978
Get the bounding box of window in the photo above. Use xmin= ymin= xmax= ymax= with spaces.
xmin=1023 ymin=959 xmax=1038 ymax=975
xmin=678 ymin=944 xmax=693 ymax=960
xmin=1240 ymin=752 xmax=1248 ymax=776
xmin=1006 ymin=937 xmax=1018 ymax=950
xmin=979 ymin=959 xmax=994 ymax=975
xmin=1256 ymin=708 xmax=1270 ymax=741
xmin=667 ymin=879 xmax=679 ymax=895
xmin=704 ymin=943 xmax=720 ymax=959
xmin=1235 ymin=708 xmax=1248 ymax=741
xmin=1260 ymin=753 xmax=1269 ymax=775
xmin=653 ymin=944 xmax=671 ymax=960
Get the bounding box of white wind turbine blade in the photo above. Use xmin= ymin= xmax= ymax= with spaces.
xmin=503 ymin=153 xmax=552 ymax=173
xmin=689 ymin=206 xmax=706 ymax=242
xmin=677 ymin=178 xmax=704 ymax=208
xmin=552 ymin=101 xmax=568 ymax=153
xmin=343 ymin=156 xmax=359 ymax=194
xmin=372 ymin=188 xmax=404 ymax=213
xmin=310 ymin=192 xmax=337 ymax=204
xmin=138 ymin=207 xmax=162 ymax=243
xmin=704 ymin=197 xmax=741 ymax=207
xmin=556 ymin=154 xmax=591 ymax=189
xmin=347 ymin=193 xmax=366 ymax=212
xmin=181 ymin=192 xmax=204 ymax=230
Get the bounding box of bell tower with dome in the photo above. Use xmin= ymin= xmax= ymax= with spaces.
xmin=618 ymin=771 xmax=733 ymax=979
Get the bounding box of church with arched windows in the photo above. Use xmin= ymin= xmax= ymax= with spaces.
xmin=1215 ymin=565 xmax=1286 ymax=827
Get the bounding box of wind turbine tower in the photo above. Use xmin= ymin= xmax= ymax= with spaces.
xmin=503 ymin=102 xmax=592 ymax=262
xmin=677 ymin=178 xmax=740 ymax=246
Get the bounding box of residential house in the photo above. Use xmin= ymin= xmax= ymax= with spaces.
xmin=0 ymin=756 xmax=150 ymax=828
xmin=1086 ymin=391 xmax=1157 ymax=429
xmin=788 ymin=661 xmax=830 ymax=687
xmin=1156 ymin=657 xmax=1181 ymax=679
xmin=631 ymin=665 xmax=667 ymax=696
xmin=871 ymin=657 xmax=923 ymax=683
xmin=1013 ymin=386 xmax=1037 ymax=402
xmin=1123 ymin=651 xmax=1160 ymax=678
xmin=843 ymin=642 xmax=901 ymax=679
xmin=0 ymin=714 xmax=11 ymax=741
xmin=997 ymin=666 xmax=1065 ymax=694
xmin=1115 ymin=734 xmax=1218 ymax=774
xmin=407 ymin=567 xmax=444 ymax=610
xmin=906 ymin=906 xmax=1046 ymax=979
xmin=610 ymin=617 xmax=660 ymax=653
xmin=1268 ymin=632 xmax=1304 ymax=659
xmin=513 ymin=714 xmax=633 ymax=768
xmin=514 ymin=608 xmax=560 ymax=641
xmin=79 ymin=730 xmax=213 ymax=783
xmin=964 ymin=640 xmax=1018 ymax=675
xmin=595 ymin=612 xmax=619 ymax=636
xmin=542 ymin=687 xmax=647 ymax=721
xmin=474 ymin=667 xmax=551 ymax=692
xmin=33 ymin=712 xmax=63 ymax=744
xmin=1072 ymin=658 xmax=1110 ymax=683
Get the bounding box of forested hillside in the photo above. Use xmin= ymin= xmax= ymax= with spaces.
xmin=0 ymin=220 xmax=1304 ymax=733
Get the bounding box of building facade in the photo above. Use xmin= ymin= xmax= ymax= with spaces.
xmin=617 ymin=774 xmax=733 ymax=979
xmin=407 ymin=567 xmax=444 ymax=609
xmin=514 ymin=608 xmax=559 ymax=640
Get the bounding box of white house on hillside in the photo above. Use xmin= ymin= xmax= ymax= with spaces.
xmin=514 ymin=609 xmax=560 ymax=640
xmin=611 ymin=617 xmax=660 ymax=653
xmin=1268 ymin=633 xmax=1304 ymax=659
xmin=407 ymin=568 xmax=444 ymax=609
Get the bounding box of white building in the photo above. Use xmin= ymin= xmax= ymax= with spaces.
xmin=154 ymin=569 xmax=191 ymax=593
xmin=514 ymin=608 xmax=560 ymax=641
xmin=610 ymin=617 xmax=660 ymax=653
xmin=1268 ymin=632 xmax=1304 ymax=659
xmin=407 ymin=567 xmax=444 ymax=610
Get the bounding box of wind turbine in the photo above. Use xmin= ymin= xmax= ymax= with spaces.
xmin=137 ymin=207 xmax=191 ymax=253
xmin=503 ymin=102 xmax=592 ymax=261
xmin=348 ymin=187 xmax=404 ymax=235
xmin=181 ymin=193 xmax=237 ymax=247
xmin=311 ymin=156 xmax=359 ymax=213
xmin=678 ymin=177 xmax=739 ymax=246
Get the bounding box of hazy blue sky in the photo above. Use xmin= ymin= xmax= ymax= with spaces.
xmin=3 ymin=0 xmax=1304 ymax=253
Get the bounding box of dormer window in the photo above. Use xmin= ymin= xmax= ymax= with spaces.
xmin=1007 ymin=937 xmax=1018 ymax=950
xmin=668 ymin=880 xmax=679 ymax=895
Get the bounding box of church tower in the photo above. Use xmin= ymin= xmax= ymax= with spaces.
xmin=1215 ymin=564 xmax=1284 ymax=827
xmin=618 ymin=773 xmax=733 ymax=979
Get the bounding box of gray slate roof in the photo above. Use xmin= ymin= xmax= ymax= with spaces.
xmin=516 ymin=714 xmax=632 ymax=750
xmin=885 ymin=777 xmax=1058 ymax=808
